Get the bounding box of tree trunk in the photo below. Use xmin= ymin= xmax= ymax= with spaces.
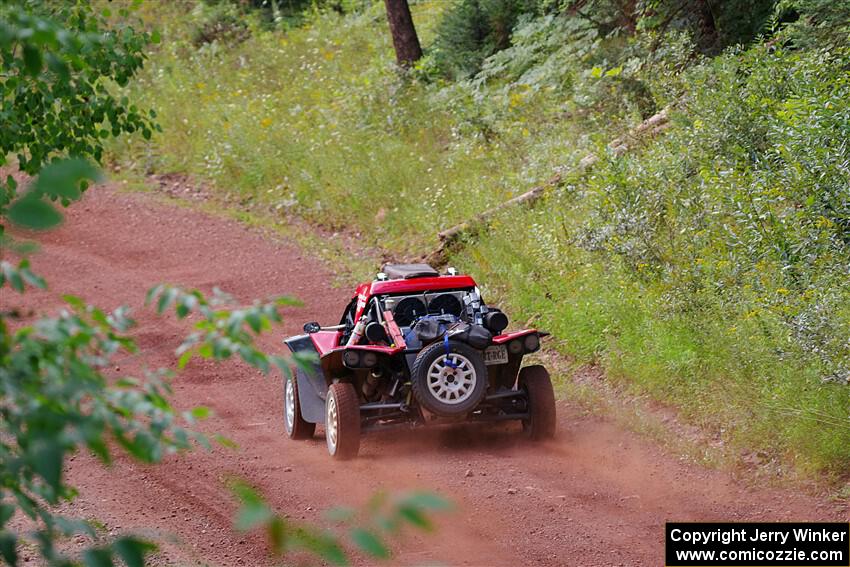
xmin=616 ymin=0 xmax=638 ymax=34
xmin=695 ymin=0 xmax=718 ymax=51
xmin=383 ymin=0 xmax=423 ymax=68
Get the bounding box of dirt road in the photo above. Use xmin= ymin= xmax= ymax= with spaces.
xmin=6 ymin=185 xmax=846 ymax=566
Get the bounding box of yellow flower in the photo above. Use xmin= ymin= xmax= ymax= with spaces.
xmin=260 ymin=117 xmax=273 ymax=128
xmin=776 ymin=288 xmax=789 ymax=296
xmin=815 ymin=215 xmax=833 ymax=228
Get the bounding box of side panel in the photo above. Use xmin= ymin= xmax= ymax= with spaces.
xmin=310 ymin=330 xmax=342 ymax=356
xmin=284 ymin=334 xmax=327 ymax=424
xmin=492 ymin=329 xmax=538 ymax=344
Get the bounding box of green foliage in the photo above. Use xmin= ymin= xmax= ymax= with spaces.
xmin=429 ymin=0 xmax=539 ymax=79
xmin=464 ymin=43 xmax=850 ymax=474
xmin=190 ymin=1 xmax=252 ymax=47
xmin=772 ymin=0 xmax=850 ymax=50
xmin=195 ymin=0 xmax=368 ymax=33
xmin=0 ymin=21 xmax=171 ymax=564
xmin=1 ymin=259 xmax=46 ymax=292
xmin=427 ymin=0 xmax=799 ymax=81
xmin=0 ymin=1 xmax=158 ymax=225
xmin=0 ymin=254 xmax=329 ymax=565
xmin=146 ymin=284 xmax=307 ymax=373
xmin=1 ymin=163 xmax=318 ymax=565
xmin=6 ymin=158 xmax=101 ymax=231
xmin=113 ymin=3 xmax=593 ymax=257
xmin=633 ymin=0 xmax=776 ymax=50
xmin=231 ymin=482 xmax=451 ymax=565
xmin=0 ymin=287 xmax=205 ymax=565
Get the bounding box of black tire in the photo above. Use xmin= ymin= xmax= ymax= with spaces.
xmin=283 ymin=371 xmax=316 ymax=440
xmin=519 ymin=365 xmax=556 ymax=440
xmin=411 ymin=339 xmax=488 ymax=416
xmin=325 ymin=382 xmax=361 ymax=460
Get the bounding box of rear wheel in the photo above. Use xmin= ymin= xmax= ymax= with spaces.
xmin=411 ymin=339 xmax=488 ymax=416
xmin=326 ymin=382 xmax=361 ymax=460
xmin=519 ymin=365 xmax=556 ymax=440
xmin=284 ymin=372 xmax=316 ymax=440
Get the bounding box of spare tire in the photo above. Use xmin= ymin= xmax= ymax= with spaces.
xmin=411 ymin=339 xmax=487 ymax=416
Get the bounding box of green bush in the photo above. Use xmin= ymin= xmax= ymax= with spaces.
xmin=190 ymin=2 xmax=252 ymax=47
xmin=463 ymin=42 xmax=850 ymax=475
xmin=428 ymin=0 xmax=539 ymax=79
xmin=773 ymin=0 xmax=850 ymax=50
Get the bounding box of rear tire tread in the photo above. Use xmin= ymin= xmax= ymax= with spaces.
xmin=520 ymin=365 xmax=557 ymax=440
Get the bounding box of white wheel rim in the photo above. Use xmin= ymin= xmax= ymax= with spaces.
xmin=426 ymin=353 xmax=477 ymax=405
xmin=326 ymin=393 xmax=339 ymax=454
xmin=284 ymin=377 xmax=296 ymax=433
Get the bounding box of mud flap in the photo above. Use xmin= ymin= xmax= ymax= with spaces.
xmin=285 ymin=335 xmax=328 ymax=424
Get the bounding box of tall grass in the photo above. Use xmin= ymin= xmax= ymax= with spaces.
xmin=114 ymin=2 xmax=593 ymax=256
xmin=112 ymin=2 xmax=850 ymax=478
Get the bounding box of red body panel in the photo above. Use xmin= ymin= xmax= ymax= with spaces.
xmin=351 ymin=275 xmax=477 ymax=322
xmin=492 ymin=329 xmax=538 ymax=344
xmin=311 ymin=329 xmax=405 ymax=360
xmin=310 ymin=330 xmax=342 ymax=356
xmin=369 ymin=275 xmax=476 ymax=296
xmin=343 ymin=344 xmax=405 ymax=355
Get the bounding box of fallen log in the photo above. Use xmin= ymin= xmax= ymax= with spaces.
xmin=424 ymin=104 xmax=676 ymax=266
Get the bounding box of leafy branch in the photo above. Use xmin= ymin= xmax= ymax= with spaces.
xmin=0 ymin=287 xmax=206 ymax=566
xmin=231 ymin=482 xmax=452 ymax=566
xmin=145 ymin=284 xmax=313 ymax=375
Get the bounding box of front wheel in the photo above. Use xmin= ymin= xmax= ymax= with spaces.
xmin=284 ymin=371 xmax=316 ymax=440
xmin=326 ymin=382 xmax=361 ymax=460
xmin=519 ymin=365 xmax=557 ymax=440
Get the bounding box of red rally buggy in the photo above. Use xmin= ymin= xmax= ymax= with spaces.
xmin=283 ymin=263 xmax=556 ymax=459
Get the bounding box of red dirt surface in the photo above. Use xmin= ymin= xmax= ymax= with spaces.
xmin=5 ymin=186 xmax=847 ymax=566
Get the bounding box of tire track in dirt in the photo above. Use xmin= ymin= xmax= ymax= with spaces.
xmin=6 ymin=185 xmax=847 ymax=566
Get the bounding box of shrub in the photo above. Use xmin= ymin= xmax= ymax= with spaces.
xmin=190 ymin=2 xmax=252 ymax=47
xmin=772 ymin=0 xmax=850 ymax=50
xmin=429 ymin=0 xmax=539 ymax=79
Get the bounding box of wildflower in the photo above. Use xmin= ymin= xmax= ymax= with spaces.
xmin=815 ymin=216 xmax=833 ymax=228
